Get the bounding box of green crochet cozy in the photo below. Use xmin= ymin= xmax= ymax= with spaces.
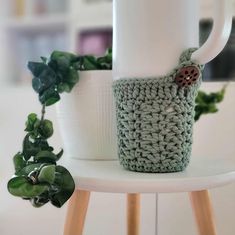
xmin=113 ymin=48 xmax=204 ymax=173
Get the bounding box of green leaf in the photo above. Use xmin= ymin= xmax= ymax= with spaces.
xmin=38 ymin=165 xmax=56 ymax=184
xmin=25 ymin=113 xmax=38 ymax=132
xmin=66 ymin=68 xmax=79 ymax=84
xmin=32 ymin=77 xmax=42 ymax=94
xmin=47 ymin=60 xmax=58 ymax=73
xmin=28 ymin=62 xmax=47 ymax=77
xmin=41 ymin=57 xmax=48 ymax=64
xmin=23 ymin=134 xmax=41 ymax=160
xmin=50 ymin=166 xmax=75 ymax=208
xmin=50 ymin=51 xmax=77 ymax=63
xmin=55 ymin=57 xmax=70 ymax=72
xmin=49 ymin=51 xmax=77 ymax=76
xmin=96 ymin=48 xmax=112 ymax=70
xmin=8 ymin=176 xmax=49 ymax=198
xmin=34 ymin=139 xmax=54 ymax=152
xmin=39 ymin=88 xmax=60 ymax=106
xmin=195 ymin=87 xmax=226 ymax=122
xmin=82 ymin=55 xmax=99 ymax=70
xmin=31 ymin=120 xmax=41 ymax=138
xmin=56 ymin=149 xmax=63 ymax=161
xmin=97 ymin=57 xmax=111 ymax=69
xmin=32 ymin=67 xmax=57 ymax=94
xmin=34 ymin=150 xmax=58 ymax=163
xmin=30 ymin=193 xmax=50 ymax=207
xmin=57 ymin=83 xmax=71 ymax=93
xmin=17 ymin=163 xmax=43 ymax=176
xmin=13 ymin=152 xmax=26 ymax=173
xmin=64 ymin=82 xmax=76 ymax=93
xmin=39 ymin=119 xmax=53 ymax=139
xmin=72 ymin=56 xmax=83 ymax=70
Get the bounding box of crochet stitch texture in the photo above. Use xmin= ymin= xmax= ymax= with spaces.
xmin=113 ymin=49 xmax=204 ymax=173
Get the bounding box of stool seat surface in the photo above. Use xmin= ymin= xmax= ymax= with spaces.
xmin=66 ymin=157 xmax=235 ymax=193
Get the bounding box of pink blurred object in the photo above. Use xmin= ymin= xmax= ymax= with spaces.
xmin=78 ymin=29 xmax=112 ymax=56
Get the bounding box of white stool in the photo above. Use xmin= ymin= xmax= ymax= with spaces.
xmin=63 ymin=157 xmax=235 ymax=235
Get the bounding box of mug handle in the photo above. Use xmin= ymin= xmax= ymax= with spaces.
xmin=191 ymin=0 xmax=233 ymax=64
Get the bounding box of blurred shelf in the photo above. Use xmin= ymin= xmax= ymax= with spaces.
xmin=76 ymin=18 xmax=112 ymax=31
xmin=4 ymin=14 xmax=69 ymax=32
xmin=76 ymin=2 xmax=112 ymax=30
xmin=80 ymin=1 xmax=112 ymax=14
xmin=0 ymin=0 xmax=114 ymax=85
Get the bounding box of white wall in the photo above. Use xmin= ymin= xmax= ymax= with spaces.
xmin=0 ymin=83 xmax=235 ymax=235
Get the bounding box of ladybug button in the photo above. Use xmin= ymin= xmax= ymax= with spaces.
xmin=175 ymin=65 xmax=200 ymax=87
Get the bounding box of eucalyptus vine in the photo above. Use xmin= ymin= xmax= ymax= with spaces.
xmin=7 ymin=49 xmax=112 ymax=208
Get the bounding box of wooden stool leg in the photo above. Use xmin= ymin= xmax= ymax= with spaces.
xmin=189 ymin=190 xmax=217 ymax=235
xmin=127 ymin=194 xmax=140 ymax=235
xmin=64 ymin=190 xmax=90 ymax=235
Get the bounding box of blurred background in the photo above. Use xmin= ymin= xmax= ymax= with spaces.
xmin=0 ymin=0 xmax=235 ymax=235
xmin=0 ymin=0 xmax=112 ymax=86
xmin=0 ymin=0 xmax=235 ymax=85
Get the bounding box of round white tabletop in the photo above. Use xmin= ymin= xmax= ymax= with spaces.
xmin=66 ymin=157 xmax=235 ymax=193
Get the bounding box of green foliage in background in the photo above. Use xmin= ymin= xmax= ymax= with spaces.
xmin=195 ymin=85 xmax=226 ymax=122
xmin=7 ymin=48 xmax=225 ymax=208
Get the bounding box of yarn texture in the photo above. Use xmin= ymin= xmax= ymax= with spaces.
xmin=113 ymin=49 xmax=204 ymax=173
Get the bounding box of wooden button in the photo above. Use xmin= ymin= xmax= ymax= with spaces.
xmin=175 ymin=66 xmax=200 ymax=87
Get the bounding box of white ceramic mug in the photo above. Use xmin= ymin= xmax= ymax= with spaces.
xmin=113 ymin=0 xmax=233 ymax=79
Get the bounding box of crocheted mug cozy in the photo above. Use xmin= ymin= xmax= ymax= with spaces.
xmin=113 ymin=48 xmax=204 ymax=173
